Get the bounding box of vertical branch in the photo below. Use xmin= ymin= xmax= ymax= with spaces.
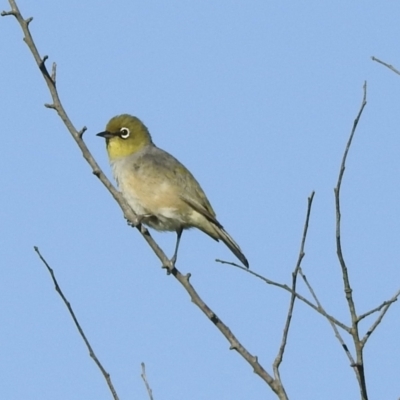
xmin=273 ymin=191 xmax=315 ymax=380
xmin=334 ymin=82 xmax=368 ymax=400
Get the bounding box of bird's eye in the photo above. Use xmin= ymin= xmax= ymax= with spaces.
xmin=120 ymin=127 xmax=130 ymax=139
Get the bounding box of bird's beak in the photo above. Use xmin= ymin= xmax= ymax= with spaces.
xmin=96 ymin=131 xmax=115 ymax=139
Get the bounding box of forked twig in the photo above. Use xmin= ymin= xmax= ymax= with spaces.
xmin=361 ymin=288 xmax=400 ymax=345
xmin=216 ymin=260 xmax=351 ymax=333
xmin=298 ymin=270 xmax=356 ymax=367
xmin=357 ymin=291 xmax=400 ymax=323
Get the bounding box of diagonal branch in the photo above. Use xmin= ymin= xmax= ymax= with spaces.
xmin=360 ymin=288 xmax=400 ymax=346
xmin=298 ymin=270 xmax=357 ymax=367
xmin=2 ymin=1 xmax=286 ymax=396
xmin=273 ymin=192 xmax=315 ymax=381
xmin=33 ymin=247 xmax=120 ymax=400
xmin=216 ymin=260 xmax=351 ymax=333
xmin=169 ymin=268 xmax=287 ymax=398
xmin=357 ymin=290 xmax=400 ymax=323
xmin=371 ymin=56 xmax=400 ymax=76
xmin=2 ymin=0 xmax=171 ymax=271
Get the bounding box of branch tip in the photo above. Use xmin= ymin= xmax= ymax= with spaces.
xmin=40 ymin=55 xmax=48 ymax=66
xmin=78 ymin=126 xmax=87 ymax=138
xmin=1 ymin=10 xmax=16 ymax=17
xmin=51 ymin=62 xmax=57 ymax=84
xmin=140 ymin=362 xmax=154 ymax=400
xmin=371 ymin=56 xmax=400 ymax=76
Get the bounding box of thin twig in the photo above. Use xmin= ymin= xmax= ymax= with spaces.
xmin=50 ymin=61 xmax=57 ymax=84
xmin=33 ymin=247 xmax=119 ymax=400
xmin=141 ymin=363 xmax=154 ymax=400
xmin=298 ymin=270 xmax=356 ymax=367
xmin=273 ymin=192 xmax=315 ymax=382
xmin=371 ymin=56 xmax=400 ymax=76
xmin=216 ymin=259 xmax=351 ymax=333
xmin=334 ymin=82 xmax=368 ymax=400
xmin=357 ymin=291 xmax=400 ymax=322
xmin=361 ymin=288 xmax=400 ymax=345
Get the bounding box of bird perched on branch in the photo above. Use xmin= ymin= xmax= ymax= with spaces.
xmin=97 ymin=114 xmax=249 ymax=268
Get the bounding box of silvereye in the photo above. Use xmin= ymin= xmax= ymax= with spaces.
xmin=97 ymin=114 xmax=249 ymax=268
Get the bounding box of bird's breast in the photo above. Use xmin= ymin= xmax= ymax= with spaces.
xmin=110 ymin=156 xmax=191 ymax=231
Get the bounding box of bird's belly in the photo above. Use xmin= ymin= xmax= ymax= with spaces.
xmin=143 ymin=209 xmax=187 ymax=232
xmin=123 ymin=189 xmax=184 ymax=232
xmin=113 ymin=161 xmax=188 ymax=232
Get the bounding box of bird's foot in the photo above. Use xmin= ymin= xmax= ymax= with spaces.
xmin=162 ymin=257 xmax=176 ymax=275
xmin=170 ymin=253 xmax=177 ymax=265
xmin=126 ymin=213 xmax=153 ymax=227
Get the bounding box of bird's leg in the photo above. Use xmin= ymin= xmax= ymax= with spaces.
xmin=170 ymin=228 xmax=183 ymax=265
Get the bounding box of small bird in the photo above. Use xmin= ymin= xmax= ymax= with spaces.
xmin=97 ymin=114 xmax=249 ymax=268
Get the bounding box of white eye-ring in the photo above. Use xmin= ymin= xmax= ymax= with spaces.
xmin=120 ymin=127 xmax=130 ymax=139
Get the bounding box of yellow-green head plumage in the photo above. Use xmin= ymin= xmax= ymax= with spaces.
xmin=98 ymin=114 xmax=153 ymax=160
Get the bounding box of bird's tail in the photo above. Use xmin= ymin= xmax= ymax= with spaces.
xmin=216 ymin=226 xmax=249 ymax=268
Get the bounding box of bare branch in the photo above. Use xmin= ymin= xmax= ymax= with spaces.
xmin=1 ymin=0 xmax=171 ymax=270
xmin=357 ymin=290 xmax=400 ymax=322
xmin=361 ymin=288 xmax=400 ymax=345
xmin=141 ymin=363 xmax=154 ymax=400
xmin=371 ymin=56 xmax=400 ymax=76
xmin=273 ymin=191 xmax=315 ymax=378
xmin=298 ymin=270 xmax=356 ymax=368
xmin=78 ymin=126 xmax=87 ymax=138
xmin=1 ymin=9 xmax=16 ymax=17
xmin=50 ymin=62 xmax=57 ymax=84
xmin=216 ymin=260 xmax=351 ymax=333
xmin=334 ymin=82 xmax=367 ymax=324
xmin=3 ymin=2 xmax=286 ymax=396
xmin=334 ymin=82 xmax=368 ymax=400
xmin=168 ymin=268 xmax=289 ymax=398
xmin=33 ymin=247 xmax=120 ymax=400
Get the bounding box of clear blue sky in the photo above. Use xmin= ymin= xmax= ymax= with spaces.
xmin=1 ymin=1 xmax=400 ymax=399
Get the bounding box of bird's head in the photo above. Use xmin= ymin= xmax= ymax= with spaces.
xmin=97 ymin=114 xmax=153 ymax=160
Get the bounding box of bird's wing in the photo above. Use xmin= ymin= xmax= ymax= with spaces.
xmin=179 ymin=194 xmax=223 ymax=229
xmin=140 ymin=146 xmax=221 ymax=225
